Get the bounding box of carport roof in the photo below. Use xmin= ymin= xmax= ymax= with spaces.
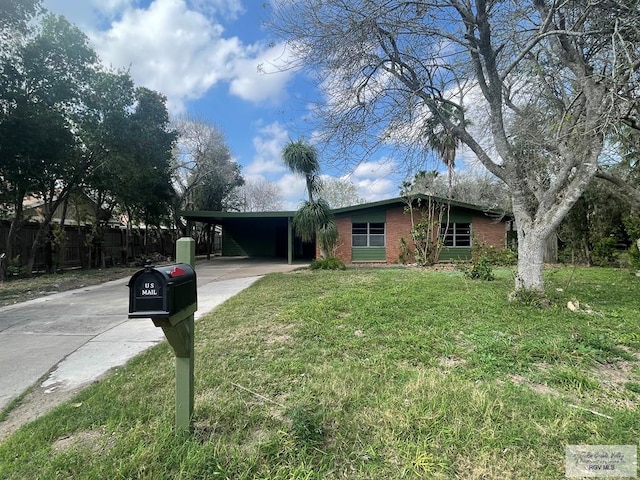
xmin=180 ymin=210 xmax=295 ymax=224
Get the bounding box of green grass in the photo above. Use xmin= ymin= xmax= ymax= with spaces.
xmin=1 ymin=266 xmax=639 ymax=479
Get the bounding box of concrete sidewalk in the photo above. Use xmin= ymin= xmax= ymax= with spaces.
xmin=0 ymin=258 xmax=305 ymax=412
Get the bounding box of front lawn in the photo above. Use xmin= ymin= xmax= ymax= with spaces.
xmin=1 ymin=266 xmax=639 ymax=479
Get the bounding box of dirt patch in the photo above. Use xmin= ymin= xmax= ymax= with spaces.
xmin=507 ymin=374 xmax=559 ymax=396
xmin=263 ymin=323 xmax=295 ymax=346
xmin=0 ymin=384 xmax=81 ymax=442
xmin=52 ymin=427 xmax=114 ymax=455
xmin=437 ymin=355 xmax=466 ymax=369
xmin=264 ymin=334 xmax=291 ymax=345
xmin=593 ymin=360 xmax=638 ymax=385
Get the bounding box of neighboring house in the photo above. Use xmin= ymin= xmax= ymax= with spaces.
xmin=20 ymin=193 xmax=122 ymax=227
xmin=181 ymin=195 xmax=510 ymax=264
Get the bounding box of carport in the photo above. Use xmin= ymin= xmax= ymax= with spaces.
xmin=180 ymin=210 xmax=315 ymax=264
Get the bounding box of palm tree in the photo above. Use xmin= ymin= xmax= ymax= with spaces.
xmin=424 ymin=106 xmax=463 ymax=198
xmin=426 ymin=125 xmax=459 ymax=198
xmin=282 ymin=140 xmax=337 ymax=258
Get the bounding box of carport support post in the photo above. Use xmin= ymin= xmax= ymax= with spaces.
xmin=287 ymin=216 xmax=293 ymax=265
xmin=175 ymin=237 xmax=195 ymax=433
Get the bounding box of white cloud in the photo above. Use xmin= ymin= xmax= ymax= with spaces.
xmin=353 ymin=178 xmax=396 ymax=202
xmin=244 ymin=122 xmax=289 ymax=178
xmin=331 ymin=157 xmax=400 ymax=201
xmin=277 ymin=173 xmax=307 ymax=201
xmin=188 ymin=0 xmax=244 ymax=19
xmin=89 ymin=0 xmax=240 ymax=112
xmin=350 ymin=158 xmax=397 ymax=180
xmin=229 ymin=42 xmax=298 ymax=103
xmin=45 ymin=0 xmax=295 ymax=113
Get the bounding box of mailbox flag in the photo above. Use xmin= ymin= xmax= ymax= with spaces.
xmin=170 ymin=266 xmax=185 ymax=278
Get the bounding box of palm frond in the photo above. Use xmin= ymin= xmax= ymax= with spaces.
xmin=282 ymin=140 xmax=320 ymax=177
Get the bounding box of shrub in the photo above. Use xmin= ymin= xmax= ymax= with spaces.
xmin=398 ymin=237 xmax=412 ymax=264
xmin=133 ymin=253 xmax=170 ymax=267
xmin=310 ymin=257 xmax=346 ymax=270
xmin=628 ymin=243 xmax=640 ymax=273
xmin=457 ymin=255 xmax=495 ymax=281
xmin=471 ymin=242 xmax=517 ymax=266
xmin=6 ymin=255 xmax=26 ymax=278
xmin=590 ymin=237 xmax=618 ymax=266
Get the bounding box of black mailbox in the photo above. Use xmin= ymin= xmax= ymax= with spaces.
xmin=128 ymin=263 xmax=197 ymax=327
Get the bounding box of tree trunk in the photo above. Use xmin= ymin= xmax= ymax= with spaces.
xmin=514 ymin=227 xmax=547 ymax=292
xmin=26 ymin=189 xmax=71 ymax=276
xmin=26 ymin=223 xmax=46 ymax=276
xmin=5 ymin=188 xmax=26 ymax=264
xmin=5 ymin=215 xmax=21 ymax=264
xmin=0 ymin=253 xmax=6 ymax=282
xmin=53 ymin=195 xmax=71 ymax=273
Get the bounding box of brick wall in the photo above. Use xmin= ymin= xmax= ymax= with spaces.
xmin=472 ymin=215 xmax=506 ymax=248
xmin=332 ymin=216 xmax=352 ymax=262
xmin=385 ymin=205 xmax=413 ymax=262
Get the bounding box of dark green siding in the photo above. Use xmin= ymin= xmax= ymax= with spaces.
xmin=222 ymin=221 xmax=279 ymax=257
xmin=439 ymin=247 xmax=472 ymax=261
xmin=351 ymin=209 xmax=386 ymax=223
xmin=352 ymin=247 xmax=386 ymax=261
xmin=442 ymin=211 xmax=472 ymax=224
xmin=222 ymin=232 xmax=246 ymax=256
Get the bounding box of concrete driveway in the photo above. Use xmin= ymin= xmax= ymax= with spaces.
xmin=0 ymin=258 xmax=306 ymax=412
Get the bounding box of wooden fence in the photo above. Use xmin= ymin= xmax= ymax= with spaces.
xmin=0 ymin=222 xmax=176 ymax=272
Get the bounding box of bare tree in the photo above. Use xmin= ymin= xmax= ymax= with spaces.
xmin=318 ymin=177 xmax=365 ymax=209
xmin=171 ymin=115 xmax=243 ymax=226
xmin=406 ymin=170 xmax=511 ymax=212
xmin=270 ymin=1 xmax=640 ymax=294
xmin=236 ymin=178 xmax=284 ymax=212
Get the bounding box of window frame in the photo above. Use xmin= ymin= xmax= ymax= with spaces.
xmin=441 ymin=222 xmax=472 ymax=247
xmin=352 ymin=221 xmax=386 ymax=248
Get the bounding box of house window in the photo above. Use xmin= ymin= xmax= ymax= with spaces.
xmin=441 ymin=222 xmax=471 ymax=247
xmin=352 ymin=222 xmax=385 ymax=247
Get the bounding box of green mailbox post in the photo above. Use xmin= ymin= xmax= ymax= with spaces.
xmin=128 ymin=237 xmax=196 ymax=433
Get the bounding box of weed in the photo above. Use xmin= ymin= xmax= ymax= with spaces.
xmin=286 ymin=405 xmax=326 ymax=447
xmin=508 ymin=287 xmax=550 ymax=308
xmin=625 ymin=382 xmax=640 ymax=394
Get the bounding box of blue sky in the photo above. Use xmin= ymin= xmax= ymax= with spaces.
xmin=41 ymin=0 xmax=427 ymax=208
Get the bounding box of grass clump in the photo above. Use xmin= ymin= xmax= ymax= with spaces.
xmin=286 ymin=404 xmax=326 ymax=448
xmin=1 ymin=267 xmax=639 ymax=479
